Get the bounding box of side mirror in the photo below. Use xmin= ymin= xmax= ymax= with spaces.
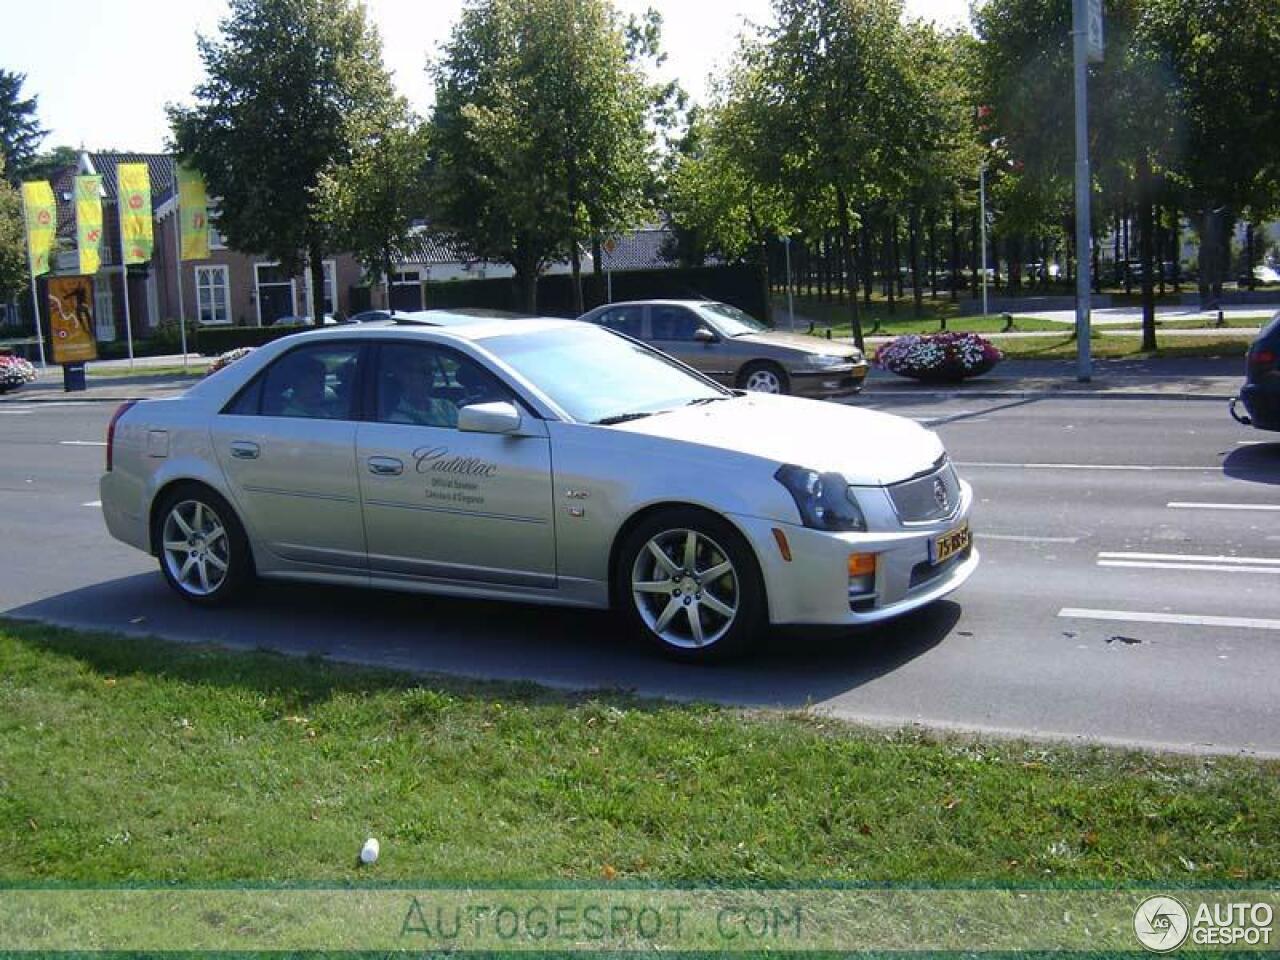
xmin=458 ymin=401 xmax=522 ymax=435
xmin=694 ymin=327 xmax=718 ymax=343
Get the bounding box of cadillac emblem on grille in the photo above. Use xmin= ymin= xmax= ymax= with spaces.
xmin=932 ymin=477 xmax=949 ymax=511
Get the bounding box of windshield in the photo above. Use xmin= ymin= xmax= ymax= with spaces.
xmin=700 ymin=302 xmax=771 ymax=337
xmin=482 ymin=324 xmax=727 ymax=424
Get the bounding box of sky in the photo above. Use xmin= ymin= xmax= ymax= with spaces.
xmin=0 ymin=0 xmax=971 ymax=156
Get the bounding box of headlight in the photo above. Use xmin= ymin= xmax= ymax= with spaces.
xmin=801 ymin=354 xmax=851 ymax=369
xmin=774 ymin=464 xmax=867 ymax=531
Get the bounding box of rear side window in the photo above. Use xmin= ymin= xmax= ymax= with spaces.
xmin=593 ymin=306 xmax=643 ymax=337
xmin=224 ymin=344 xmax=363 ymax=419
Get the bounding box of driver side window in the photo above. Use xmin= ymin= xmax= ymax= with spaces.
xmin=375 ymin=344 xmax=511 ymax=430
xmin=650 ymin=306 xmax=702 ymax=342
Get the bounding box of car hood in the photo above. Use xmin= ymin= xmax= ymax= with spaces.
xmin=613 ymin=394 xmax=943 ymax=486
xmin=733 ymin=329 xmax=861 ymax=357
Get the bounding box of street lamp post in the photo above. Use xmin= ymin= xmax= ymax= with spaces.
xmin=1071 ymin=0 xmax=1102 ymax=382
xmin=978 ymin=162 xmax=989 ymax=320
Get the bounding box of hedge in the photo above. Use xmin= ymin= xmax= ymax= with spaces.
xmin=195 ymin=324 xmax=309 ymax=355
xmin=425 ymin=263 xmax=769 ymax=321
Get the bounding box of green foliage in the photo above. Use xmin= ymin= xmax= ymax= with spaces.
xmin=195 ymin=323 xmax=307 ymax=355
xmin=426 ymin=0 xmax=655 ymax=311
xmin=314 ymin=105 xmax=429 ymax=285
xmin=0 ymin=156 xmax=26 ymax=299
xmin=19 ymin=145 xmax=78 ymax=185
xmin=0 ymin=70 xmax=45 ymax=182
xmin=169 ymin=0 xmax=401 ymax=320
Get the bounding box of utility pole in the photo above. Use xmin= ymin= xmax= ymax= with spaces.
xmin=783 ymin=235 xmax=795 ymax=331
xmin=1072 ymin=0 xmax=1103 ymax=382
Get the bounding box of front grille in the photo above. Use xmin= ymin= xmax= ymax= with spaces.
xmin=886 ymin=460 xmax=961 ymax=524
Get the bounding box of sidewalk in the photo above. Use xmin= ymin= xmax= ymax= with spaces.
xmin=0 ymin=355 xmax=1243 ymax=404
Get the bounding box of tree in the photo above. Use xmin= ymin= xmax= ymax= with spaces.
xmin=0 ymin=70 xmax=45 ymax=182
xmin=169 ymin=0 xmax=400 ymax=324
xmin=426 ymin=0 xmax=654 ymax=313
xmin=314 ymin=104 xmax=429 ymax=306
xmin=21 ymin=145 xmax=78 ymax=185
xmin=0 ymin=155 xmax=27 ymax=302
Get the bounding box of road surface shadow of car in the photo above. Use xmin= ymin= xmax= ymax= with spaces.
xmin=6 ymin=573 xmax=960 ymax=710
xmin=1222 ymin=442 xmax=1280 ymax=485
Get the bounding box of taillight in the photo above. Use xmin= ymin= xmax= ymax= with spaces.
xmin=1249 ymin=348 xmax=1276 ymax=367
xmin=105 ymin=400 xmax=138 ymax=472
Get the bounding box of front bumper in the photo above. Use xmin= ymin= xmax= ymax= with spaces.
xmin=729 ymin=480 xmax=978 ymax=626
xmin=790 ymin=362 xmax=869 ymax=397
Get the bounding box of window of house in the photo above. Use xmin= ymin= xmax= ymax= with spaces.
xmin=195 ymin=265 xmax=231 ymax=326
xmin=93 ymin=276 xmax=116 ymax=341
xmin=322 ymin=260 xmax=337 ymax=316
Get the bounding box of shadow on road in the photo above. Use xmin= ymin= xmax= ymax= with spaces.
xmin=6 ymin=571 xmax=961 ymax=710
xmin=1223 ymin=442 xmax=1280 ymax=485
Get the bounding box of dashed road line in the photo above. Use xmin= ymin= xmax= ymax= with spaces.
xmin=1167 ymin=502 xmax=1280 ymax=512
xmin=1059 ymin=607 xmax=1280 ymax=632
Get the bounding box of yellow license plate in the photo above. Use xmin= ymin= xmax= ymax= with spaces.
xmin=932 ymin=523 xmax=971 ymax=565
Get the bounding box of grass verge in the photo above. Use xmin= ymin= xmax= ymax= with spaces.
xmin=993 ymin=335 xmax=1251 ymax=360
xmin=1 ymin=617 xmax=1276 ymax=884
xmin=88 ymin=364 xmax=208 ymax=380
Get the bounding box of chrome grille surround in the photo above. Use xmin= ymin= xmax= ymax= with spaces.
xmin=884 ymin=457 xmax=962 ymax=525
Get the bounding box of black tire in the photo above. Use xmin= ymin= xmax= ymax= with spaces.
xmin=737 ymin=361 xmax=790 ymax=395
xmin=152 ymin=484 xmax=253 ymax=607
xmin=613 ymin=507 xmax=767 ymax=663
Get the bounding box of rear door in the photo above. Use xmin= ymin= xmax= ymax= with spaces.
xmin=211 ymin=341 xmax=367 ymax=571
xmin=356 ymin=341 xmax=556 ymax=588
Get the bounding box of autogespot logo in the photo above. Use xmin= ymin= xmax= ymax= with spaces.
xmin=1134 ymin=896 xmax=1190 ymax=953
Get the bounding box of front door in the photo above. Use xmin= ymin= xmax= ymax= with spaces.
xmin=211 ymin=341 xmax=367 ymax=570
xmin=356 ymin=342 xmax=556 ymax=587
xmin=648 ymin=304 xmax=727 ymax=381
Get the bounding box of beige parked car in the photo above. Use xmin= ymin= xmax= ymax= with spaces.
xmin=578 ymin=300 xmax=867 ymax=397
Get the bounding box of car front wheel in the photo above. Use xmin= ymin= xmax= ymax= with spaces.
xmin=739 ymin=362 xmax=789 ymax=395
xmin=154 ymin=486 xmax=252 ymax=606
xmin=615 ymin=508 xmax=766 ymax=662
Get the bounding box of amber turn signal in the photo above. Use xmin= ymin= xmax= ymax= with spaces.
xmin=847 ymin=553 xmax=877 ymax=577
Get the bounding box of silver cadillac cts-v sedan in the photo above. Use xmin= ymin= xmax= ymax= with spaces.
xmin=100 ymin=313 xmax=977 ymax=662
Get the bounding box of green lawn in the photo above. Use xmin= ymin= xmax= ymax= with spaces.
xmin=1 ymin=618 xmax=1276 ymax=884
xmin=88 ymin=363 xmax=208 ymax=380
xmin=773 ymin=295 xmax=1065 ymax=336
xmin=993 ymin=334 xmax=1251 ymax=361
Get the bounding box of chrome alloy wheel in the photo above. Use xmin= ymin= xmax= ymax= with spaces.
xmin=743 ymin=367 xmax=783 ymax=393
xmin=631 ymin=528 xmax=739 ymax=648
xmin=161 ymin=499 xmax=231 ymax=597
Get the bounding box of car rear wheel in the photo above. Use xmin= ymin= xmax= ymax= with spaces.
xmin=739 ymin=362 xmax=789 ymax=395
xmin=155 ymin=486 xmax=252 ymax=606
xmin=615 ymin=508 xmax=766 ymax=662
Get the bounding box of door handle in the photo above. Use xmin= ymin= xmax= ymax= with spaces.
xmin=230 ymin=441 xmax=260 ymax=460
xmin=367 ymin=456 xmax=404 ymax=476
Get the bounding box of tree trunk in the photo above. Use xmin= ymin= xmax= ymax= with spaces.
xmin=836 ymin=187 xmax=863 ymax=350
xmin=928 ymin=210 xmax=938 ymax=299
xmin=860 ymin=214 xmax=873 ymax=304
xmin=1138 ymin=155 xmax=1157 ymax=351
xmin=949 ymin=202 xmax=959 ymax=302
xmin=1246 ymin=221 xmax=1256 ymax=291
xmin=970 ymin=208 xmax=980 ymax=298
xmin=514 ymin=243 xmax=538 ymax=314
xmin=909 ymin=205 xmax=923 ymax=315
xmin=308 ymin=240 xmax=327 ymax=325
xmin=884 ymin=214 xmax=896 ymax=315
xmin=591 ymin=233 xmax=603 ymax=307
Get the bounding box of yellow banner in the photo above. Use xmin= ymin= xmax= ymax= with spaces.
xmin=117 ymin=162 xmax=153 ymax=264
xmin=47 ymin=275 xmax=99 ymax=364
xmin=20 ymin=181 xmax=56 ymax=276
xmin=74 ymin=175 xmax=103 ymax=275
xmin=177 ymin=165 xmax=210 ymax=261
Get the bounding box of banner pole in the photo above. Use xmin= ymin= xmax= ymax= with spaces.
xmin=172 ymin=201 xmax=188 ymax=371
xmin=19 ymin=191 xmax=48 ymax=369
xmin=117 ymin=189 xmax=135 ymax=369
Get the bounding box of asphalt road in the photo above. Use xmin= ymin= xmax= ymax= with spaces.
xmin=2 ymin=392 xmax=1277 ymax=756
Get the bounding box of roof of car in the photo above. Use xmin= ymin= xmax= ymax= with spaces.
xmin=309 ymin=309 xmax=578 ymax=342
xmin=589 ymin=299 xmax=716 ymax=309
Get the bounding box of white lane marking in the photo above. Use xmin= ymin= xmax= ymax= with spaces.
xmin=58 ymin=440 xmax=107 ymax=446
xmin=957 ymin=461 xmax=1215 ymax=472
xmin=1237 ymin=440 xmax=1269 ymax=445
xmin=1098 ymin=560 xmax=1280 ymax=575
xmin=82 ymin=500 xmax=101 ymax=508
xmin=0 ymin=410 xmax=32 ymax=415
xmin=1099 ymin=551 xmax=1280 ymax=565
xmin=977 ymin=533 xmax=1080 ymax=543
xmin=1059 ymin=607 xmax=1280 ymax=632
xmin=1167 ymin=502 xmax=1280 ymax=512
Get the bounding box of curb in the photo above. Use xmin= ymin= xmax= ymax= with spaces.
xmin=861 ymin=388 xmax=1238 ymax=403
